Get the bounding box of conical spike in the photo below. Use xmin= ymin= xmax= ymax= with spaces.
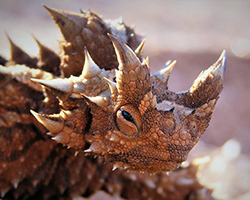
xmin=6 ymin=34 xmax=35 ymax=66
xmin=89 ymin=10 xmax=103 ymax=19
xmin=108 ymin=34 xmax=141 ymax=71
xmin=52 ymin=133 xmax=70 ymax=144
xmin=163 ymin=60 xmax=176 ymax=70
xmin=31 ymin=78 xmax=73 ymax=95
xmin=112 ymin=162 xmax=125 ymax=171
xmin=82 ymin=94 xmax=108 ymax=108
xmin=33 ymin=35 xmax=51 ymax=59
xmin=134 ymin=39 xmax=146 ymax=60
xmin=212 ymin=50 xmax=226 ymax=78
xmin=159 ymin=60 xmax=176 ymax=84
xmin=103 ymin=77 xmax=117 ymax=95
xmin=84 ymin=148 xmax=93 ymax=153
xmin=74 ymin=151 xmax=79 ymax=156
xmin=81 ymin=50 xmax=101 ymax=79
xmin=153 ymin=60 xmax=176 ymax=86
xmin=117 ymin=16 xmax=123 ymax=24
xmin=190 ymin=51 xmax=225 ymax=94
xmin=176 ymin=51 xmax=226 ymax=108
xmin=112 ymin=164 xmax=119 ymax=171
xmin=30 ymin=110 xmax=64 ymax=134
xmin=0 ymin=186 xmax=11 ymax=198
xmin=43 ymin=5 xmax=87 ymax=41
xmin=113 ymin=162 xmax=126 ymax=171
xmin=84 ymin=142 xmax=102 ymax=154
xmin=32 ymin=35 xmax=60 ymax=74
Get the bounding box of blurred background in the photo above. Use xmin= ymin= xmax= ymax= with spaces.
xmin=1 ymin=1 xmax=250 ymax=199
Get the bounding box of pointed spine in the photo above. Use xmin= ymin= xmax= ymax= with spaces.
xmin=82 ymin=94 xmax=109 ymax=110
xmin=134 ymin=39 xmax=146 ymax=60
xmin=81 ymin=50 xmax=102 ymax=79
xmin=30 ymin=110 xmax=64 ymax=135
xmin=108 ymin=34 xmax=141 ymax=71
xmin=32 ymin=35 xmax=60 ymax=75
xmin=43 ymin=5 xmax=87 ymax=41
xmin=31 ymin=109 xmax=87 ymax=149
xmin=176 ymin=51 xmax=226 ymax=108
xmin=154 ymin=60 xmax=176 ymax=86
xmin=6 ymin=34 xmax=37 ymax=68
xmin=31 ymin=78 xmax=73 ymax=97
xmin=211 ymin=50 xmax=226 ymax=78
xmin=189 ymin=50 xmax=225 ymax=94
xmin=103 ymin=77 xmax=118 ymax=97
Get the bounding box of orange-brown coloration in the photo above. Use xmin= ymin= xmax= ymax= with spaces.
xmin=28 ymin=34 xmax=225 ymax=173
xmin=0 ymin=5 xmax=224 ymax=200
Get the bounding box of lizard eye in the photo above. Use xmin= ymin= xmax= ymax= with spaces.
xmin=116 ymin=104 xmax=142 ymax=137
xmin=121 ymin=110 xmax=134 ymax=123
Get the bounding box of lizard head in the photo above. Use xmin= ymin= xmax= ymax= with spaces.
xmin=31 ymin=35 xmax=225 ymax=173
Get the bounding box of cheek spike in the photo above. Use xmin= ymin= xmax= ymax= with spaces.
xmin=30 ymin=110 xmax=64 ymax=134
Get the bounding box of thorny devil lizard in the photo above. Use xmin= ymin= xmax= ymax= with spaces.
xmin=0 ymin=5 xmax=225 ymax=200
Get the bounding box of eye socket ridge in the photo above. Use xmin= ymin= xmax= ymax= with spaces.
xmin=121 ymin=110 xmax=135 ymax=124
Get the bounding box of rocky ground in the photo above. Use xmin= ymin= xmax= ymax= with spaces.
xmin=1 ymin=1 xmax=250 ymax=199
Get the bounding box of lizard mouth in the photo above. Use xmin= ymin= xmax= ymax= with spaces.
xmin=107 ymin=149 xmax=181 ymax=173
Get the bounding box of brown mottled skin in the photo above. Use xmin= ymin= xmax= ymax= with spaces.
xmin=0 ymin=5 xmax=225 ymax=200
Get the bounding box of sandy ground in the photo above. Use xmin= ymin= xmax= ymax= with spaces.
xmin=1 ymin=1 xmax=250 ymax=199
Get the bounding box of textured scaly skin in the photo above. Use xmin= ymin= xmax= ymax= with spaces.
xmin=0 ymin=5 xmax=225 ymax=200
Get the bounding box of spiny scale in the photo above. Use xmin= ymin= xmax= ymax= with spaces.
xmin=43 ymin=5 xmax=142 ymax=77
xmin=153 ymin=60 xmax=176 ymax=87
xmin=0 ymin=5 xmax=224 ymax=200
xmin=6 ymin=35 xmax=37 ymax=68
xmin=134 ymin=39 xmax=146 ymax=60
xmin=109 ymin=33 xmax=141 ymax=71
xmin=32 ymin=35 xmax=61 ymax=75
xmin=81 ymin=50 xmax=102 ymax=79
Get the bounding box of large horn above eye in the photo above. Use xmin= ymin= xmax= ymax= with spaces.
xmin=108 ymin=34 xmax=152 ymax=106
xmin=108 ymin=34 xmax=141 ymax=71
